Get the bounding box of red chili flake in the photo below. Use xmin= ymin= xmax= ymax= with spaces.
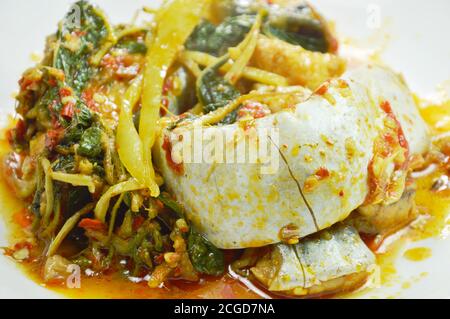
xmin=13 ymin=208 xmax=33 ymax=228
xmin=59 ymin=87 xmax=72 ymax=98
xmin=379 ymin=100 xmax=410 ymax=164
xmin=16 ymin=241 xmax=33 ymax=250
xmin=383 ymin=133 xmax=395 ymax=145
xmin=48 ymin=78 xmax=57 ymax=87
xmin=380 ymin=100 xmax=392 ymax=114
xmin=133 ymin=216 xmax=145 ymax=231
xmin=15 ymin=119 xmax=26 ymax=141
xmin=81 ymin=89 xmax=99 ymax=111
xmin=101 ymin=53 xmax=136 ymax=76
xmin=50 ymin=115 xmax=62 ymax=130
xmin=61 ymin=102 xmax=75 ymax=119
xmin=3 ymin=241 xmax=34 ymax=258
xmin=315 ymin=167 xmax=330 ymax=180
xmin=339 ymin=190 xmax=345 ymax=197
xmin=154 ymin=254 xmax=164 ymax=265
xmin=162 ymin=135 xmax=184 ymax=175
xmin=79 ymin=218 xmax=106 ymax=231
xmin=101 ymin=54 xmax=117 ymax=69
xmin=315 ymin=83 xmax=328 ymax=95
xmin=18 ymin=76 xmax=35 ymax=91
xmin=45 ymin=128 xmax=64 ymax=150
xmin=73 ymin=30 xmax=87 ymax=37
xmin=398 ymin=129 xmax=409 ymax=150
xmin=238 ymin=101 xmax=271 ymax=119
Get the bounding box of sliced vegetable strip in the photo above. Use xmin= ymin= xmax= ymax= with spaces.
xmin=116 ymin=74 xmax=158 ymax=193
xmin=139 ymin=0 xmax=207 ymax=197
xmin=94 ymin=178 xmax=144 ymax=222
xmin=46 ymin=203 xmax=95 ymax=256
xmin=51 ymin=172 xmax=96 ymax=193
xmin=225 ymin=12 xmax=262 ymax=84
xmin=180 ymin=51 xmax=288 ymax=86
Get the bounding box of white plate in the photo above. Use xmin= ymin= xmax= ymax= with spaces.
xmin=0 ymin=0 xmax=449 ymax=299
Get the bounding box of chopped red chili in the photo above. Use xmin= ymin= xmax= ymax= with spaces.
xmin=79 ymin=218 xmax=106 ymax=231
xmin=162 ymin=135 xmax=184 ymax=175
xmin=315 ymin=167 xmax=330 ymax=179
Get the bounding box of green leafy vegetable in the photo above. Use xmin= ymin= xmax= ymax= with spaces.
xmin=75 ymin=104 xmax=93 ymax=127
xmin=52 ymin=155 xmax=76 ymax=173
xmin=187 ymin=229 xmax=225 ymax=276
xmin=185 ymin=15 xmax=254 ymax=57
xmin=262 ymin=21 xmax=328 ymax=53
xmin=117 ymin=39 xmax=148 ymax=54
xmin=78 ymin=126 xmax=103 ymax=158
xmin=67 ymin=186 xmax=92 ymax=215
xmin=158 ymin=192 xmax=225 ymax=276
xmin=158 ymin=192 xmax=185 ymax=217
xmin=62 ymin=101 xmax=93 ymax=144
xmin=196 ymin=55 xmax=240 ymax=124
xmin=263 ymin=3 xmax=331 ymax=52
xmin=54 ymin=0 xmax=109 ymax=93
xmin=164 ymin=66 xmax=198 ymax=115
xmin=211 ymin=0 xmax=332 ymax=53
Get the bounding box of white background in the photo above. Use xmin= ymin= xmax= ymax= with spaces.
xmin=0 ymin=0 xmax=449 ymax=298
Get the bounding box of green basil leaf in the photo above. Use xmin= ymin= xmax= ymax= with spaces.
xmin=187 ymin=228 xmax=225 ymax=276
xmin=196 ymin=55 xmax=240 ymax=123
xmin=77 ymin=126 xmax=103 ymax=158
xmin=185 ymin=15 xmax=254 ymax=57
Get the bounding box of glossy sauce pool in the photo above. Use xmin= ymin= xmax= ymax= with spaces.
xmin=1 ymin=99 xmax=449 ymax=299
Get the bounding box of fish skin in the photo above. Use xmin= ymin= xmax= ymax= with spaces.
xmin=251 ymin=224 xmax=376 ymax=296
xmin=154 ymin=64 xmax=430 ymax=249
xmin=349 ymin=185 xmax=418 ymax=236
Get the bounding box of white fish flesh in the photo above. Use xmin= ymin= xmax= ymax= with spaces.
xmin=154 ymin=64 xmax=430 ymax=249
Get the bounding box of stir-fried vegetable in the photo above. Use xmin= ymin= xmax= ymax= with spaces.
xmin=158 ymin=193 xmax=225 ymax=276
xmin=197 ymin=55 xmax=241 ymax=115
xmin=139 ymin=0 xmax=207 ymax=197
xmin=47 ymin=203 xmax=95 ymax=256
xmin=4 ymin=0 xmax=400 ymax=298
xmin=116 ymin=75 xmax=151 ymax=187
xmin=262 ymin=7 xmax=332 ymax=53
xmin=77 ymin=127 xmax=103 ymax=158
xmin=185 ymin=15 xmax=255 ymax=57
xmin=187 ymin=229 xmax=225 ymax=276
xmin=224 ymin=12 xmax=262 ymax=84
xmin=180 ymin=50 xmax=288 ymax=86
xmin=54 ymin=0 xmax=111 ymax=93
xmin=94 ymin=178 xmax=144 ymax=222
xmin=211 ymin=0 xmax=337 ymax=53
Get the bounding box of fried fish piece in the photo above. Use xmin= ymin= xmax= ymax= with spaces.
xmin=251 ymin=224 xmax=376 ymax=297
xmin=154 ymin=64 xmax=430 ymax=249
xmin=250 ymin=35 xmax=346 ymax=90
